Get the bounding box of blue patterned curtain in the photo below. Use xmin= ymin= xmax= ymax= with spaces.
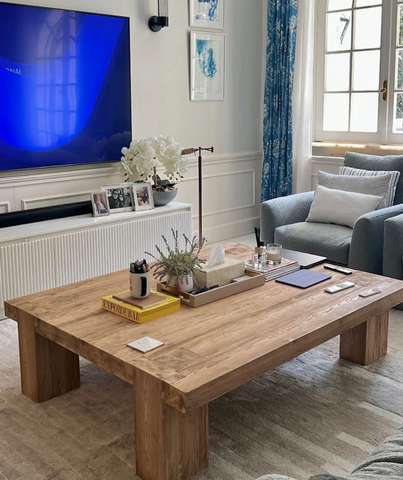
xmin=261 ymin=0 xmax=298 ymax=201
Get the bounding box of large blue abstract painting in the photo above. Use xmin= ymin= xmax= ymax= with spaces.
xmin=0 ymin=3 xmax=131 ymax=172
xmin=190 ymin=0 xmax=224 ymax=29
xmin=190 ymin=32 xmax=225 ymax=101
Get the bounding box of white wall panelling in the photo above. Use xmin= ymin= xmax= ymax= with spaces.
xmin=0 ymin=0 xmax=265 ymax=242
xmin=0 ymin=203 xmax=192 ymax=319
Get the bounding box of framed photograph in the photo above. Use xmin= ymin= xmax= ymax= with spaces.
xmin=133 ymin=182 xmax=155 ymax=212
xmin=189 ymin=0 xmax=224 ymax=29
xmin=190 ymin=31 xmax=225 ymax=101
xmin=101 ymin=183 xmax=134 ymax=213
xmin=91 ymin=191 xmax=110 ymax=217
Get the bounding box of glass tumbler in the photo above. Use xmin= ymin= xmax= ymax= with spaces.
xmin=266 ymin=243 xmax=282 ymax=265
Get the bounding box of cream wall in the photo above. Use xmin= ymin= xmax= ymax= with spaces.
xmin=0 ymin=0 xmax=265 ymax=241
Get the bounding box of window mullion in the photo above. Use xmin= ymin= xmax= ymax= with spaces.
xmin=348 ymin=6 xmax=355 ymax=133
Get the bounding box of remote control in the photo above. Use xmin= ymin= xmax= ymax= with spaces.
xmin=324 ymin=281 xmax=355 ymax=293
xmin=359 ymin=288 xmax=381 ymax=298
xmin=323 ymin=264 xmax=353 ymax=274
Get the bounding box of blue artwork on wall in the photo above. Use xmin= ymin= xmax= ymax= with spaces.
xmin=190 ymin=0 xmax=224 ymax=29
xmin=196 ymin=0 xmax=218 ymax=21
xmin=196 ymin=40 xmax=217 ymax=78
xmin=190 ymin=32 xmax=224 ymax=101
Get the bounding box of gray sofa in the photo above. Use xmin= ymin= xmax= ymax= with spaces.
xmin=260 ymin=152 xmax=403 ymax=275
xmin=257 ymin=424 xmax=403 ymax=480
xmin=384 ymin=214 xmax=403 ymax=281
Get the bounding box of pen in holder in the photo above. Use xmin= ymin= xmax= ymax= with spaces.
xmin=130 ymin=260 xmax=150 ymax=299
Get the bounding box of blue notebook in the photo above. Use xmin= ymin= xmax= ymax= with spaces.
xmin=275 ymin=269 xmax=332 ymax=289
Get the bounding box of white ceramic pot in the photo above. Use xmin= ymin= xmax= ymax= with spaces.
xmin=168 ymin=275 xmax=194 ymax=293
xmin=153 ymin=188 xmax=178 ymax=206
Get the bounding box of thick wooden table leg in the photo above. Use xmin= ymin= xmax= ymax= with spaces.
xmin=17 ymin=311 xmax=80 ymax=403
xmin=134 ymin=370 xmax=209 ymax=480
xmin=340 ymin=311 xmax=389 ymax=366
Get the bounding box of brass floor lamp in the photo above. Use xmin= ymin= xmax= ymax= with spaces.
xmin=182 ymin=146 xmax=214 ymax=248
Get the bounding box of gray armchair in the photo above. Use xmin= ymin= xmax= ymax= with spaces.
xmin=260 ymin=152 xmax=403 ymax=275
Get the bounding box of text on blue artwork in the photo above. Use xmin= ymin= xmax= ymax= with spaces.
xmin=196 ymin=39 xmax=217 ymax=78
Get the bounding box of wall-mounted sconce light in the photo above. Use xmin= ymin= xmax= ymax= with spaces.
xmin=149 ymin=0 xmax=169 ymax=33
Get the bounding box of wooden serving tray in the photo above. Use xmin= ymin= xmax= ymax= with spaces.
xmin=157 ymin=271 xmax=265 ymax=308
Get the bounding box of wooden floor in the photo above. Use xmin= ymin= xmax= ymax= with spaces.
xmin=1 ymin=311 xmax=403 ymax=480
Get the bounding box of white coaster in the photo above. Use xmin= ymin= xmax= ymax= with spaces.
xmin=127 ymin=336 xmax=165 ymax=353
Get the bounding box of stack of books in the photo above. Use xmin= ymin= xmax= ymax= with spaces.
xmin=101 ymin=289 xmax=180 ymax=323
xmin=245 ymin=258 xmax=300 ymax=282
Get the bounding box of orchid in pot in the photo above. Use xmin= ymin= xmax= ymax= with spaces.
xmin=120 ymin=136 xmax=189 ymax=205
xmin=146 ymin=229 xmax=205 ymax=293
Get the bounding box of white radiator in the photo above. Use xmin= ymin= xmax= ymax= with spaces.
xmin=0 ymin=206 xmax=192 ymax=318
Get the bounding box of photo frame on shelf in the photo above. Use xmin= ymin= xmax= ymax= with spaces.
xmin=189 ymin=0 xmax=224 ymax=29
xmin=190 ymin=31 xmax=225 ymax=101
xmin=90 ymin=191 xmax=110 ymax=217
xmin=132 ymin=182 xmax=155 ymax=212
xmin=101 ymin=183 xmax=134 ymax=213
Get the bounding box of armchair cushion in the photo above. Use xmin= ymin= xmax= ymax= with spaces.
xmin=275 ymin=222 xmax=353 ymax=265
xmin=344 ymin=152 xmax=403 ymax=204
xmin=319 ymin=170 xmax=396 ymax=209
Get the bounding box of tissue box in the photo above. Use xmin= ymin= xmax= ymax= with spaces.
xmin=194 ymin=258 xmax=245 ymax=288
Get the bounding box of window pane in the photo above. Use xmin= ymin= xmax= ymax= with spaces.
xmin=398 ymin=4 xmax=403 ymax=46
xmin=354 ymin=7 xmax=382 ymax=50
xmin=352 ymin=50 xmax=380 ymax=90
xmin=326 ymin=11 xmax=352 ymax=52
xmin=393 ymin=93 xmax=403 ymax=133
xmin=324 ymin=93 xmax=350 ymax=131
xmin=325 ymin=53 xmax=350 ymax=91
xmin=396 ymin=49 xmax=403 ymax=89
xmin=328 ymin=0 xmax=352 ymax=11
xmin=355 ymin=0 xmax=381 ymax=7
xmin=350 ymin=93 xmax=378 ymax=132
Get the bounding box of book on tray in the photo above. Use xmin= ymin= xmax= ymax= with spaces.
xmin=101 ymin=289 xmax=180 ymax=323
xmin=245 ymin=258 xmax=300 ymax=281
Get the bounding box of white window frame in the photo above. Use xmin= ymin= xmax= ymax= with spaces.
xmin=315 ymin=0 xmax=403 ymax=145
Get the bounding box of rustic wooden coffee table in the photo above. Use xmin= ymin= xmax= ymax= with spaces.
xmin=5 ymin=243 xmax=403 ymax=480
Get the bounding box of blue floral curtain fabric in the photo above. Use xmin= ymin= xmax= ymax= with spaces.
xmin=261 ymin=0 xmax=298 ymax=201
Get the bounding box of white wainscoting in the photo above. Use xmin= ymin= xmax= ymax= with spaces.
xmin=0 ymin=151 xmax=263 ymax=242
xmin=311 ymin=156 xmax=344 ymax=189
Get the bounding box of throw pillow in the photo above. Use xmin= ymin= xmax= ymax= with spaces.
xmin=318 ymin=170 xmax=393 ymax=209
xmin=344 ymin=151 xmax=403 ymax=204
xmin=306 ymin=185 xmax=382 ymax=229
xmin=339 ymin=166 xmax=400 ymax=207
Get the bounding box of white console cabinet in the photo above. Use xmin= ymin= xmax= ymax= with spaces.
xmin=0 ymin=202 xmax=192 ymax=319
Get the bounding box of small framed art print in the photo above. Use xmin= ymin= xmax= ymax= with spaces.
xmin=91 ymin=191 xmax=110 ymax=217
xmin=189 ymin=0 xmax=224 ymax=29
xmin=133 ymin=182 xmax=155 ymax=212
xmin=101 ymin=183 xmax=134 ymax=213
xmin=190 ymin=31 xmax=225 ymax=101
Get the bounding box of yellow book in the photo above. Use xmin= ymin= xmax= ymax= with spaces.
xmin=101 ymin=289 xmax=180 ymax=323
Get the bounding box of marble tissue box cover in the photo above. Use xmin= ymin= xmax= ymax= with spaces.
xmin=194 ymin=258 xmax=246 ymax=288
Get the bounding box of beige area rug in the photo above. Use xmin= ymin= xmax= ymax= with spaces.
xmin=1 ymin=312 xmax=403 ymax=480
